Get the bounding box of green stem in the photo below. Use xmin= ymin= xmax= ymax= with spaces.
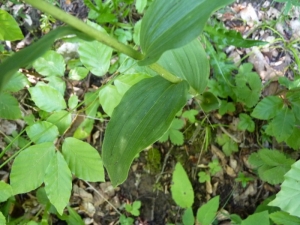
xmin=23 ymin=0 xmax=144 ymax=61
xmin=149 ymin=64 xmax=182 ymax=83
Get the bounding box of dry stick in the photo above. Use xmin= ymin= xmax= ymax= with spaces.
xmin=84 ymin=181 xmax=122 ymax=215
xmin=155 ymin=146 xmax=174 ymax=184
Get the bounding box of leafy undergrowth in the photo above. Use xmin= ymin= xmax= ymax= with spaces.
xmin=1 ymin=0 xmax=300 ymax=224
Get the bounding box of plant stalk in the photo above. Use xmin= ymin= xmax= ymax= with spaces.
xmin=23 ymin=0 xmax=144 ymax=60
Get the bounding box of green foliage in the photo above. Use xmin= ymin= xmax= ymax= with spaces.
xmin=235 ymin=172 xmax=254 ymax=188
xmin=196 ymin=196 xmax=219 ymax=225
xmin=125 ymin=201 xmax=141 ymax=216
xmin=119 ymin=214 xmax=134 ymax=225
xmin=198 ymin=171 xmax=211 ymax=183
xmin=0 ymin=181 xmax=13 ymax=202
xmin=270 ymin=211 xmax=300 ymax=225
xmin=241 ymin=211 xmax=269 ymax=225
xmin=216 ymin=133 xmax=239 ymax=156
xmin=145 ymin=148 xmax=161 ymax=173
xmin=274 ymin=0 xmax=300 ymax=15
xmin=102 ymin=76 xmax=188 ymax=186
xmin=0 ymin=92 xmax=22 ymax=119
xmin=248 ymin=149 xmax=295 ymax=185
xmin=159 ymin=118 xmax=185 ymax=145
xmin=182 ymin=109 xmax=198 ymax=123
xmin=269 ymin=160 xmax=300 ymax=217
xmin=0 ymin=9 xmax=24 ymax=41
xmin=182 ymin=207 xmax=194 ymax=225
xmin=238 ymin=113 xmax=255 ymax=132
xmin=171 ymin=163 xmax=194 ymax=208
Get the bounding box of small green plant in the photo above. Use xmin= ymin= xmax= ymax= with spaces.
xmin=125 ymin=200 xmax=141 ymax=216
xmin=198 ymin=159 xmax=222 ymax=183
xmin=235 ymin=172 xmax=254 ymax=188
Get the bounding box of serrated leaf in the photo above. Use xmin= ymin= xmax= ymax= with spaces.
xmin=169 ymin=129 xmax=184 ymax=145
xmin=78 ymin=40 xmax=112 ymax=76
xmin=33 ymin=50 xmax=65 ymax=77
xmin=216 ymin=134 xmax=238 ymax=156
xmin=10 ymin=142 xmax=55 ymax=194
xmin=241 ymin=211 xmax=269 ymax=225
xmin=46 ymin=111 xmax=72 ymax=135
xmin=2 ymin=71 xmax=28 ymax=92
xmin=98 ymin=84 xmax=123 ymax=116
xmin=0 ymin=181 xmax=13 ymax=202
xmin=251 ymin=96 xmax=283 ymax=120
xmin=62 ymin=137 xmax=105 ymax=182
xmin=182 ymin=207 xmax=194 ymax=225
xmin=102 ymin=76 xmax=188 ymax=186
xmin=171 ymin=163 xmax=194 ymax=208
xmin=26 ymin=121 xmax=59 ymax=144
xmin=219 ymin=100 xmax=235 ymax=116
xmin=268 ymin=160 xmax=300 ymax=216
xmin=0 ymin=93 xmax=21 ymax=119
xmin=139 ymin=0 xmax=234 ymax=65
xmin=270 ymin=107 xmax=295 ymax=143
xmin=0 ymin=9 xmax=24 ymax=41
xmin=44 ymin=151 xmax=72 ymax=215
xmin=204 ymin=25 xmax=268 ymax=48
xmin=182 ymin=110 xmax=198 ymax=123
xmin=0 ymin=26 xmax=91 ymax=92
xmin=286 ymin=127 xmax=300 ymax=150
xmin=238 ymin=113 xmax=255 ymax=132
xmin=196 ymin=196 xmax=219 ymax=225
xmin=248 ymin=149 xmax=294 ymax=184
xmin=157 ymin=39 xmax=209 ymax=94
xmin=29 ymin=84 xmax=66 ymax=112
xmin=270 ymin=211 xmax=300 ymax=225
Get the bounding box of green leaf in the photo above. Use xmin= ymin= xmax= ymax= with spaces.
xmin=219 ymin=100 xmax=235 ymax=116
xmin=102 ymin=76 xmax=189 ymax=186
xmin=78 ymin=39 xmax=112 ymax=76
xmin=114 ymin=73 xmax=151 ymax=95
xmin=238 ymin=113 xmax=255 ymax=132
xmin=198 ymin=171 xmax=210 ymax=183
xmin=68 ymin=95 xmax=78 ymax=110
xmin=29 ymin=84 xmax=66 ymax=112
xmin=216 ymin=134 xmax=238 ymax=156
xmin=0 ymin=93 xmax=21 ymax=119
xmin=0 ymin=181 xmax=13 ymax=202
xmin=286 ymin=127 xmax=300 ymax=150
xmin=200 ymin=91 xmax=220 ymax=112
xmin=270 ymin=107 xmax=295 ymax=143
xmin=139 ymin=0 xmax=234 ymax=65
xmin=0 ymin=26 xmax=90 ymax=92
xmin=171 ymin=163 xmax=194 ymax=208
xmin=62 ymin=137 xmax=105 ymax=182
xmin=84 ymin=92 xmax=100 ymax=117
xmin=268 ymin=160 xmax=300 ymax=217
xmin=2 ymin=71 xmax=28 ymax=92
xmin=45 ymin=76 xmax=66 ymax=96
xmin=10 ymin=142 xmax=55 ymax=194
xmin=182 ymin=109 xmax=198 ymax=123
xmin=47 ymin=111 xmax=72 ymax=134
xmin=135 ymin=0 xmax=147 ymax=13
xmin=157 ymin=39 xmax=209 ymax=94
xmin=0 ymin=9 xmax=24 ymax=41
xmin=241 ymin=211 xmax=269 ymax=225
xmin=73 ymin=118 xmax=94 ymax=140
xmin=33 ymin=50 xmax=65 ymax=77
xmin=248 ymin=149 xmax=295 ymax=184
xmin=251 ymin=96 xmax=283 ymax=120
xmin=26 ymin=121 xmax=59 ymax=144
xmin=44 ymin=151 xmax=72 ymax=215
xmin=69 ymin=67 xmax=89 ymax=80
xmin=270 ymin=211 xmax=300 ymax=225
xmin=66 ymin=206 xmax=85 ymax=225
xmin=0 ymin=212 xmax=5 ymax=225
xmin=98 ymin=84 xmax=123 ymax=116
xmin=159 ymin=118 xmax=184 ymax=145
xmin=204 ymin=25 xmax=268 ymax=48
xmin=196 ymin=196 xmax=219 ymax=225
xmin=182 ymin=207 xmax=194 ymax=225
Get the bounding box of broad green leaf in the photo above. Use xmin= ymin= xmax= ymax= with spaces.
xmin=133 ymin=20 xmax=142 ymax=45
xmin=84 ymin=92 xmax=100 ymax=117
xmin=26 ymin=121 xmax=59 ymax=144
xmin=251 ymin=96 xmax=283 ymax=120
xmin=0 ymin=93 xmax=21 ymax=119
xmin=62 ymin=137 xmax=105 ymax=182
xmin=68 ymin=95 xmax=78 ymax=110
xmin=0 ymin=181 xmax=13 ymax=202
xmin=114 ymin=73 xmax=151 ymax=95
xmin=73 ymin=118 xmax=94 ymax=140
xmin=241 ymin=211 xmax=269 ymax=225
xmin=0 ymin=212 xmax=5 ymax=225
xmin=182 ymin=207 xmax=194 ymax=225
xmin=248 ymin=149 xmax=294 ymax=184
xmin=204 ymin=25 xmax=268 ymax=48
xmin=0 ymin=9 xmax=24 ymax=41
xmin=139 ymin=0 xmax=234 ymax=65
xmin=10 ymin=142 xmax=55 ymax=194
xmin=196 ymin=196 xmax=219 ymax=225
xmin=2 ymin=71 xmax=28 ymax=92
xmin=33 ymin=50 xmax=65 ymax=77
xmin=44 ymin=151 xmax=72 ymax=215
xmin=286 ymin=127 xmax=300 ymax=150
xmin=98 ymin=84 xmax=123 ymax=116
xmin=200 ymin=92 xmax=220 ymax=112
xmin=0 ymin=26 xmax=91 ymax=92
xmin=219 ymin=100 xmax=235 ymax=116
xmin=269 ymin=160 xmax=300 ymax=217
xmin=69 ymin=67 xmax=89 ymax=80
xmin=135 ymin=0 xmax=147 ymax=13
xmin=171 ymin=163 xmax=194 ymax=208
xmin=29 ymin=84 xmax=66 ymax=112
xmin=102 ymin=76 xmax=189 ymax=186
xmin=66 ymin=206 xmax=85 ymax=225
xmin=47 ymin=111 xmax=72 ymax=134
xmin=45 ymin=76 xmax=66 ymax=96
xmin=270 ymin=211 xmax=300 ymax=225
xmin=78 ymin=40 xmax=112 ymax=76
xmin=157 ymin=39 xmax=209 ymax=94
xmin=270 ymin=107 xmax=295 ymax=143
xmin=238 ymin=113 xmax=255 ymax=132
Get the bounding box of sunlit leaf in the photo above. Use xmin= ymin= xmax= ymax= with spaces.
xmin=26 ymin=121 xmax=59 ymax=144
xmin=196 ymin=196 xmax=219 ymax=225
xmin=0 ymin=93 xmax=21 ymax=119
xmin=0 ymin=9 xmax=24 ymax=41
xmin=0 ymin=181 xmax=13 ymax=202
